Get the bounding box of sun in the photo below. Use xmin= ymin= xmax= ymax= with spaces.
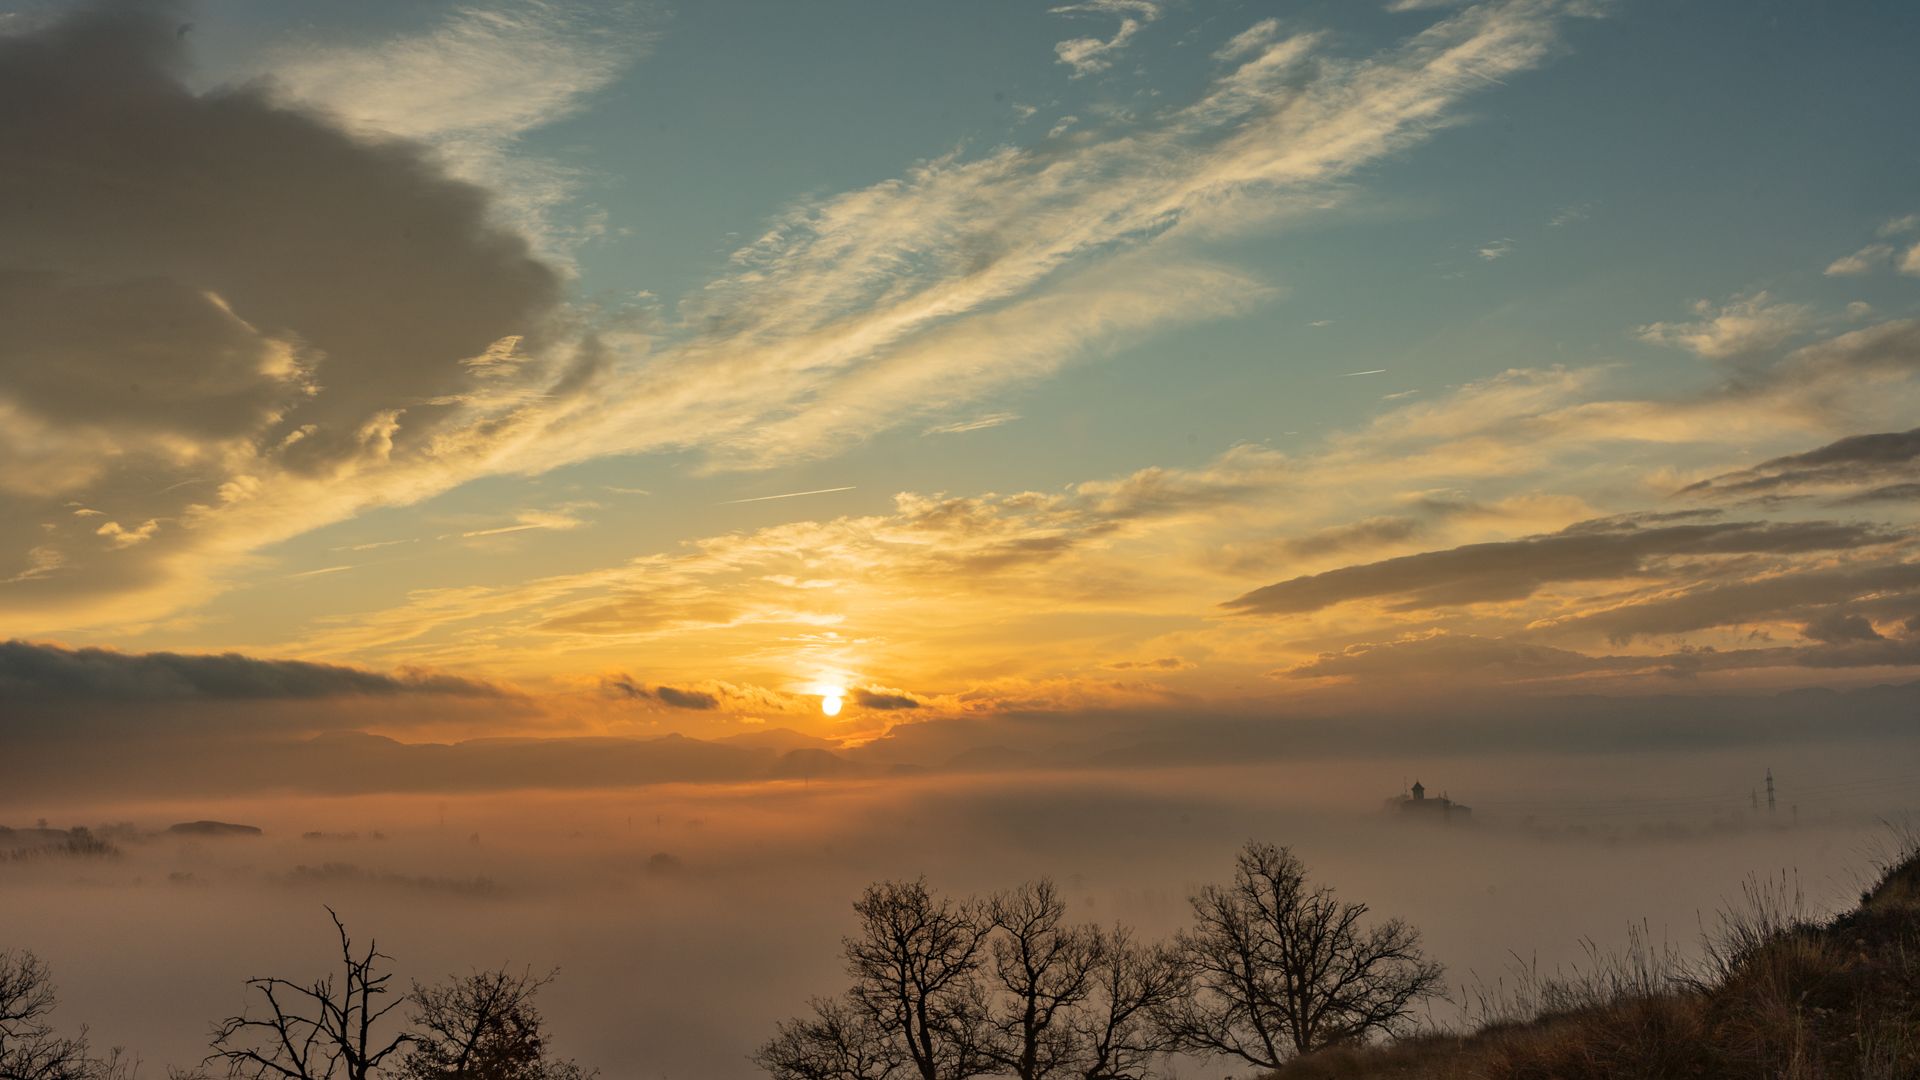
xmin=804 ymin=677 xmax=850 ymax=717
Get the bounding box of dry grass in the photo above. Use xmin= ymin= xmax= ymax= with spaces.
xmin=1267 ymin=826 xmax=1920 ymax=1080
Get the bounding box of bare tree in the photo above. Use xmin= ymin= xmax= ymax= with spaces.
xmin=1169 ymin=842 xmax=1442 ymax=1069
xmin=846 ymin=880 xmax=995 ymax=1080
xmin=751 ymin=998 xmax=900 ymax=1080
xmin=763 ymin=879 xmax=995 ymax=1080
xmin=0 ymin=950 xmax=161 ymax=1080
xmin=206 ymin=909 xmax=411 ymax=1080
xmin=0 ymin=949 xmax=113 ymax=1080
xmin=1070 ymin=929 xmax=1184 ymax=1080
xmin=400 ymin=968 xmax=592 ymax=1080
xmin=983 ymin=881 xmax=1099 ymax=1080
xmin=759 ymin=879 xmax=1195 ymax=1080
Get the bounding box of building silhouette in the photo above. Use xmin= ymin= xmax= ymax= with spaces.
xmin=1387 ymin=780 xmax=1472 ymax=823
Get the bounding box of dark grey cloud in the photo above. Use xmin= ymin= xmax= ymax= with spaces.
xmin=0 ymin=5 xmax=558 ymax=454
xmin=853 ymin=689 xmax=920 ymax=710
xmin=1775 ymin=319 xmax=1920 ymax=386
xmin=1789 ymin=636 xmax=1920 ymax=669
xmin=1803 ymin=610 xmax=1885 ymax=644
xmin=0 ymin=3 xmax=566 ymax=611
xmin=1839 ymin=482 xmax=1920 ymax=505
xmin=1223 ymin=517 xmax=1882 ymax=616
xmin=1281 ymin=628 xmax=1920 ymax=684
xmin=1682 ymin=427 xmax=1920 ymax=502
xmin=0 ymin=272 xmax=290 ymax=439
xmin=655 ymin=685 xmax=720 ymax=710
xmin=1105 ymin=657 xmax=1192 ymax=671
xmin=1281 ymin=516 xmax=1423 ymax=557
xmin=1535 ymin=562 xmax=1920 ymax=644
xmin=0 ymin=639 xmax=501 ymax=701
xmin=1280 ymin=634 xmax=1645 ymax=682
xmin=1758 ymin=428 xmax=1920 ymax=469
xmin=601 ymin=675 xmax=650 ymax=699
xmin=1216 ymin=518 xmax=1423 ymax=576
xmin=601 ymin=676 xmax=719 ymax=710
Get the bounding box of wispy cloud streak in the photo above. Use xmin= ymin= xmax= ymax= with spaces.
xmin=721 ymin=487 xmax=859 ymax=505
xmin=529 ymin=0 xmax=1587 ymax=476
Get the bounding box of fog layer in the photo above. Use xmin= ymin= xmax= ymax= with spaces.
xmin=3 ymin=745 xmax=1914 ymax=1079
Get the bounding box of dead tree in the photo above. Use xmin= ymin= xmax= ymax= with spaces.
xmin=1169 ymin=842 xmax=1442 ymax=1069
xmin=1069 ymin=929 xmax=1184 ymax=1080
xmin=401 ymin=968 xmax=593 ymax=1080
xmin=206 ymin=909 xmax=411 ymax=1080
xmin=983 ymin=881 xmax=1099 ymax=1080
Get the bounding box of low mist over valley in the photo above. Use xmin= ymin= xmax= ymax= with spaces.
xmin=5 ymin=743 xmax=1912 ymax=1078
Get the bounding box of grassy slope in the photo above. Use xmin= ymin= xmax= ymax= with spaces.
xmin=1267 ymin=844 xmax=1920 ymax=1080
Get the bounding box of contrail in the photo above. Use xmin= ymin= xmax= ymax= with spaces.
xmin=721 ymin=485 xmax=857 ymax=505
xmin=1336 ymin=368 xmax=1388 ymax=377
xmin=154 ymin=476 xmax=212 ymax=494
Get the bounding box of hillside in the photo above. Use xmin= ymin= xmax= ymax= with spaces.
xmin=1266 ymin=836 xmax=1920 ymax=1080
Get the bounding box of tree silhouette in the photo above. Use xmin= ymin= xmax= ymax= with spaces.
xmin=0 ymin=949 xmax=151 ymax=1080
xmin=401 ymin=968 xmax=594 ymax=1080
xmin=751 ymin=997 xmax=899 ymax=1080
xmin=757 ymin=879 xmax=1199 ymax=1080
xmin=845 ymin=880 xmax=995 ymax=1080
xmin=758 ymin=851 xmax=1440 ymax=1080
xmin=758 ymin=879 xmax=994 ymax=1080
xmin=983 ymin=881 xmax=1098 ymax=1080
xmin=206 ymin=909 xmax=411 ymax=1080
xmin=1168 ymin=841 xmax=1442 ymax=1068
xmin=1 ymin=949 xmax=95 ymax=1080
xmin=1068 ymin=928 xmax=1183 ymax=1080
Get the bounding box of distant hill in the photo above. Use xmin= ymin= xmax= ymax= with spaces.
xmin=769 ymin=747 xmax=864 ymax=780
xmin=717 ymin=727 xmax=845 ymax=753
xmin=167 ymin=820 xmax=262 ymax=837
xmin=942 ymin=744 xmax=1041 ymax=773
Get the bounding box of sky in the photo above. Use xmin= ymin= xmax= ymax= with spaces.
xmin=4 ymin=0 xmax=1920 ymax=761
xmin=6 ymin=5 xmax=1920 ymax=1077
